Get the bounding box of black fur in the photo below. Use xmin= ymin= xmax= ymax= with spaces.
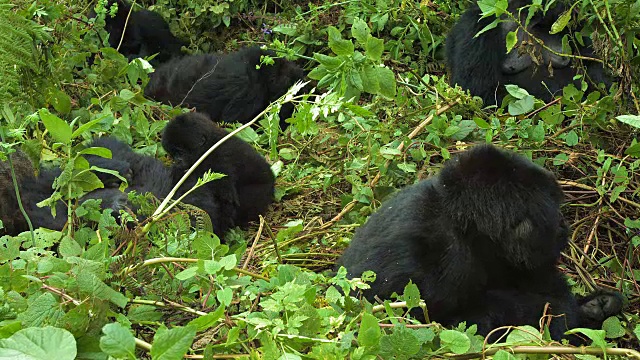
xmin=338 ymin=144 xmax=622 ymax=341
xmin=99 ymin=0 xmax=185 ymax=64
xmin=145 ymin=47 xmax=305 ymax=128
xmin=161 ymin=112 xmax=275 ymax=236
xmin=446 ymin=1 xmax=611 ymax=105
xmin=0 ymin=138 xmax=170 ymax=235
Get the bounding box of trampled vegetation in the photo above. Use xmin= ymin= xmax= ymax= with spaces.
xmin=0 ymin=0 xmax=639 ymax=358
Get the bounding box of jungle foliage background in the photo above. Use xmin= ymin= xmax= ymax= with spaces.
xmin=0 ymin=0 xmax=639 ymax=358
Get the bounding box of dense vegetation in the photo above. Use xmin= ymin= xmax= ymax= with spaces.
xmin=0 ymin=0 xmax=639 ymax=358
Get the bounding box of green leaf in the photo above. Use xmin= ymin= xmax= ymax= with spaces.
xmin=365 ymin=35 xmax=384 ymax=62
xmin=349 ymin=70 xmax=364 ymax=91
xmin=505 ymin=30 xmax=517 ymax=53
xmin=379 ymin=326 xmax=420 ymax=358
xmin=150 ymin=325 xmax=197 ymax=360
xmin=550 ymin=9 xmax=572 ymax=34
xmin=403 ymin=282 xmax=421 ymax=310
xmin=602 ymin=317 xmax=625 ymax=338
xmin=307 ymin=66 xmax=329 ymax=81
xmin=217 ymin=288 xmax=233 ymax=306
xmin=508 ymin=95 xmax=534 ymax=115
xmin=327 ymin=26 xmax=354 ymax=56
xmin=219 ymin=254 xmax=237 ymax=270
xmin=39 ymin=109 xmax=72 ymax=144
xmin=0 ymin=326 xmax=76 ymax=360
xmin=77 ymin=271 xmax=128 ymax=308
xmin=175 ymin=266 xmax=198 ymax=280
xmin=358 ymin=313 xmax=381 ymax=347
xmin=565 ymin=328 xmax=607 ymax=348
xmin=49 ymin=90 xmax=72 ymax=114
xmin=361 ymin=65 xmax=380 ymax=94
xmin=351 ymin=17 xmax=370 ymax=45
xmin=473 ymin=117 xmax=491 ymax=129
xmin=188 ymin=306 xmax=225 ymax=331
xmin=375 ymin=67 xmax=396 ymax=98
xmin=616 ymin=114 xmax=640 ymax=128
xmin=100 ymin=323 xmax=136 ymax=359
xmin=440 ymin=329 xmax=470 ymax=354
xmin=58 ymin=236 xmax=82 ymax=257
xmin=16 ymin=293 xmax=64 ymax=327
xmin=313 ymin=53 xmax=343 ymax=70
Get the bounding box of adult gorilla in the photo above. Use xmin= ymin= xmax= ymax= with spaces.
xmin=446 ymin=0 xmax=611 ymax=105
xmin=338 ymin=144 xmax=622 ymax=342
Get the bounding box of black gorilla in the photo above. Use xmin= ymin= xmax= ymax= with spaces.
xmin=145 ymin=47 xmax=305 ymax=128
xmin=338 ymin=144 xmax=622 ymax=341
xmin=98 ymin=0 xmax=185 ymax=64
xmin=161 ymin=112 xmax=275 ymax=235
xmin=446 ymin=1 xmax=611 ymax=105
xmin=0 ymin=138 xmax=170 ymax=235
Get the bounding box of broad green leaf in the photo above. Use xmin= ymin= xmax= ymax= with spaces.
xmin=403 ymin=282 xmax=421 ymax=309
xmin=150 ymin=325 xmax=197 ymax=360
xmin=188 ymin=306 xmax=225 ymax=331
xmin=358 ymin=313 xmax=381 ymax=347
xmin=49 ymin=90 xmax=72 ymax=114
xmin=376 ymin=67 xmax=396 ymax=98
xmin=508 ymin=95 xmax=534 ymax=115
xmin=100 ymin=323 xmax=136 ymax=359
xmin=351 ymin=17 xmax=370 ymax=45
xmin=365 ymin=35 xmax=384 ymax=62
xmin=616 ymin=114 xmax=640 ymax=128
xmin=602 ymin=317 xmax=625 ymax=338
xmin=175 ymin=266 xmax=198 ymax=280
xmin=313 ymin=53 xmax=343 ymax=69
xmin=361 ymin=65 xmax=380 ymax=94
xmin=307 ymin=66 xmax=329 ymax=80
xmin=217 ymin=288 xmax=233 ymax=306
xmin=327 ymin=26 xmax=354 ymax=56
xmin=77 ymin=271 xmax=128 ymax=308
xmin=16 ymin=293 xmax=64 ymax=327
xmin=0 ymin=326 xmax=76 ymax=360
xmin=39 ymin=109 xmax=72 ymax=144
xmin=440 ymin=329 xmax=470 ymax=354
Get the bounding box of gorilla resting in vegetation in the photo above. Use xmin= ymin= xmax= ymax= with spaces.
xmin=98 ymin=0 xmax=186 ymax=64
xmin=0 ymin=138 xmax=170 ymax=235
xmin=161 ymin=112 xmax=275 ymax=235
xmin=338 ymin=144 xmax=623 ymax=341
xmin=446 ymin=0 xmax=611 ymax=105
xmin=145 ymin=47 xmax=305 ymax=128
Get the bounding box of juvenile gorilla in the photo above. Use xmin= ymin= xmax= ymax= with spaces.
xmin=446 ymin=1 xmax=611 ymax=105
xmin=0 ymin=138 xmax=170 ymax=235
xmin=145 ymin=47 xmax=305 ymax=128
xmin=98 ymin=0 xmax=185 ymax=64
xmin=338 ymin=145 xmax=622 ymax=341
xmin=161 ymin=112 xmax=275 ymax=236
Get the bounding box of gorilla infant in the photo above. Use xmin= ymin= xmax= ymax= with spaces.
xmin=338 ymin=144 xmax=622 ymax=341
xmin=145 ymin=47 xmax=305 ymax=128
xmin=161 ymin=112 xmax=275 ymax=236
xmin=97 ymin=0 xmax=185 ymax=64
xmin=446 ymin=0 xmax=611 ymax=105
xmin=0 ymin=138 xmax=170 ymax=235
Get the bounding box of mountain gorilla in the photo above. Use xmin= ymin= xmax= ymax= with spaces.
xmin=446 ymin=0 xmax=611 ymax=105
xmin=161 ymin=112 xmax=275 ymax=235
xmin=145 ymin=47 xmax=305 ymax=129
xmin=338 ymin=144 xmax=623 ymax=342
xmin=0 ymin=138 xmax=170 ymax=235
xmin=96 ymin=0 xmax=186 ymax=64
